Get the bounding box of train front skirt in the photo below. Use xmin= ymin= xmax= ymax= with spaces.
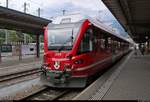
xmin=40 ymin=71 xmax=87 ymax=88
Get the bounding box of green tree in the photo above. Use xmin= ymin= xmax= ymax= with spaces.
xmin=0 ymin=29 xmax=5 ymax=44
xmin=9 ymin=30 xmax=20 ymax=42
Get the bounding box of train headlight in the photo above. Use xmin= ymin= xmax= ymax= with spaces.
xmin=74 ymin=59 xmax=84 ymax=64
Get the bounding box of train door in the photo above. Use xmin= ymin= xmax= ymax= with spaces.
xmin=76 ymin=27 xmax=94 ymax=66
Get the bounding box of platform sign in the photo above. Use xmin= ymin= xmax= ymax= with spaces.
xmin=1 ymin=44 xmax=12 ymax=53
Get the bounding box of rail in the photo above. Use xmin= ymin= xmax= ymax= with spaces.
xmin=0 ymin=68 xmax=42 ymax=82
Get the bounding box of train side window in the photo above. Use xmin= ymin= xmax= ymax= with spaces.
xmin=99 ymin=33 xmax=105 ymax=50
xmin=92 ymin=27 xmax=99 ymax=51
xmin=100 ymin=39 xmax=105 ymax=49
xmin=77 ymin=28 xmax=93 ymax=54
xmin=111 ymin=38 xmax=116 ymax=53
xmin=108 ymin=37 xmax=111 ymax=49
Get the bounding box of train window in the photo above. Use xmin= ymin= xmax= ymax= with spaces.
xmin=99 ymin=32 xmax=106 ymax=50
xmin=100 ymin=39 xmax=105 ymax=49
xmin=111 ymin=38 xmax=115 ymax=53
xmin=104 ymin=37 xmax=108 ymax=49
xmin=92 ymin=27 xmax=99 ymax=51
xmin=118 ymin=41 xmax=120 ymax=49
xmin=108 ymin=37 xmax=111 ymax=48
xmin=77 ymin=28 xmax=93 ymax=54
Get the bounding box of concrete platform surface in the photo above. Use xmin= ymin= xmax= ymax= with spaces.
xmin=101 ymin=53 xmax=150 ymax=100
xmin=0 ymin=55 xmax=43 ymax=68
xmin=74 ymin=51 xmax=150 ymax=100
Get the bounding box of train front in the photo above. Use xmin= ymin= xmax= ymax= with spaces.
xmin=40 ymin=21 xmax=86 ymax=88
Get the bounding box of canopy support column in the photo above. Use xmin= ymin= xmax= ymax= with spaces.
xmin=36 ymin=34 xmax=40 ymax=58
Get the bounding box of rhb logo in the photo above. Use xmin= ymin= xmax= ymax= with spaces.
xmin=54 ymin=61 xmax=60 ymax=69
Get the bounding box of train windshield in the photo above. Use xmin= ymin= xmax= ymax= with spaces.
xmin=47 ymin=23 xmax=82 ymax=51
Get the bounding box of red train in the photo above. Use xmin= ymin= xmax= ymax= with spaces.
xmin=41 ymin=16 xmax=131 ymax=88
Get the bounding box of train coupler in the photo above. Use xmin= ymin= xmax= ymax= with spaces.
xmin=46 ymin=70 xmax=71 ymax=84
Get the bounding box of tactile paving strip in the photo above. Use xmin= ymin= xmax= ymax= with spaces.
xmin=90 ymin=52 xmax=133 ymax=100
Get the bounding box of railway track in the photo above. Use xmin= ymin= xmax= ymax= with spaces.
xmin=0 ymin=68 xmax=42 ymax=82
xmin=0 ymin=68 xmax=42 ymax=88
xmin=24 ymin=88 xmax=83 ymax=100
xmin=27 ymin=89 xmax=70 ymax=100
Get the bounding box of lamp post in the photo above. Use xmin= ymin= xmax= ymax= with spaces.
xmin=6 ymin=0 xmax=8 ymax=8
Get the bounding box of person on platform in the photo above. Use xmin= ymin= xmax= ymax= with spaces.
xmin=140 ymin=45 xmax=145 ymax=55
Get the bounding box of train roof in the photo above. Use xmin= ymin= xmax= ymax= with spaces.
xmin=51 ymin=13 xmax=133 ymax=44
xmin=87 ymin=17 xmax=130 ymax=43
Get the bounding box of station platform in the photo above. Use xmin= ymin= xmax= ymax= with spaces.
xmin=101 ymin=53 xmax=150 ymax=100
xmin=74 ymin=50 xmax=150 ymax=100
xmin=0 ymin=55 xmax=43 ymax=68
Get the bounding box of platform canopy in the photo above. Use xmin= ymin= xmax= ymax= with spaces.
xmin=102 ymin=0 xmax=150 ymax=43
xmin=0 ymin=6 xmax=51 ymax=34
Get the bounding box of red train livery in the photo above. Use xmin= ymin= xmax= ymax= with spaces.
xmin=40 ymin=16 xmax=131 ymax=88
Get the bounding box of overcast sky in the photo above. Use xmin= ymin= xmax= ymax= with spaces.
xmin=0 ymin=0 xmax=108 ymax=19
xmin=0 ymin=0 xmax=130 ymax=38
